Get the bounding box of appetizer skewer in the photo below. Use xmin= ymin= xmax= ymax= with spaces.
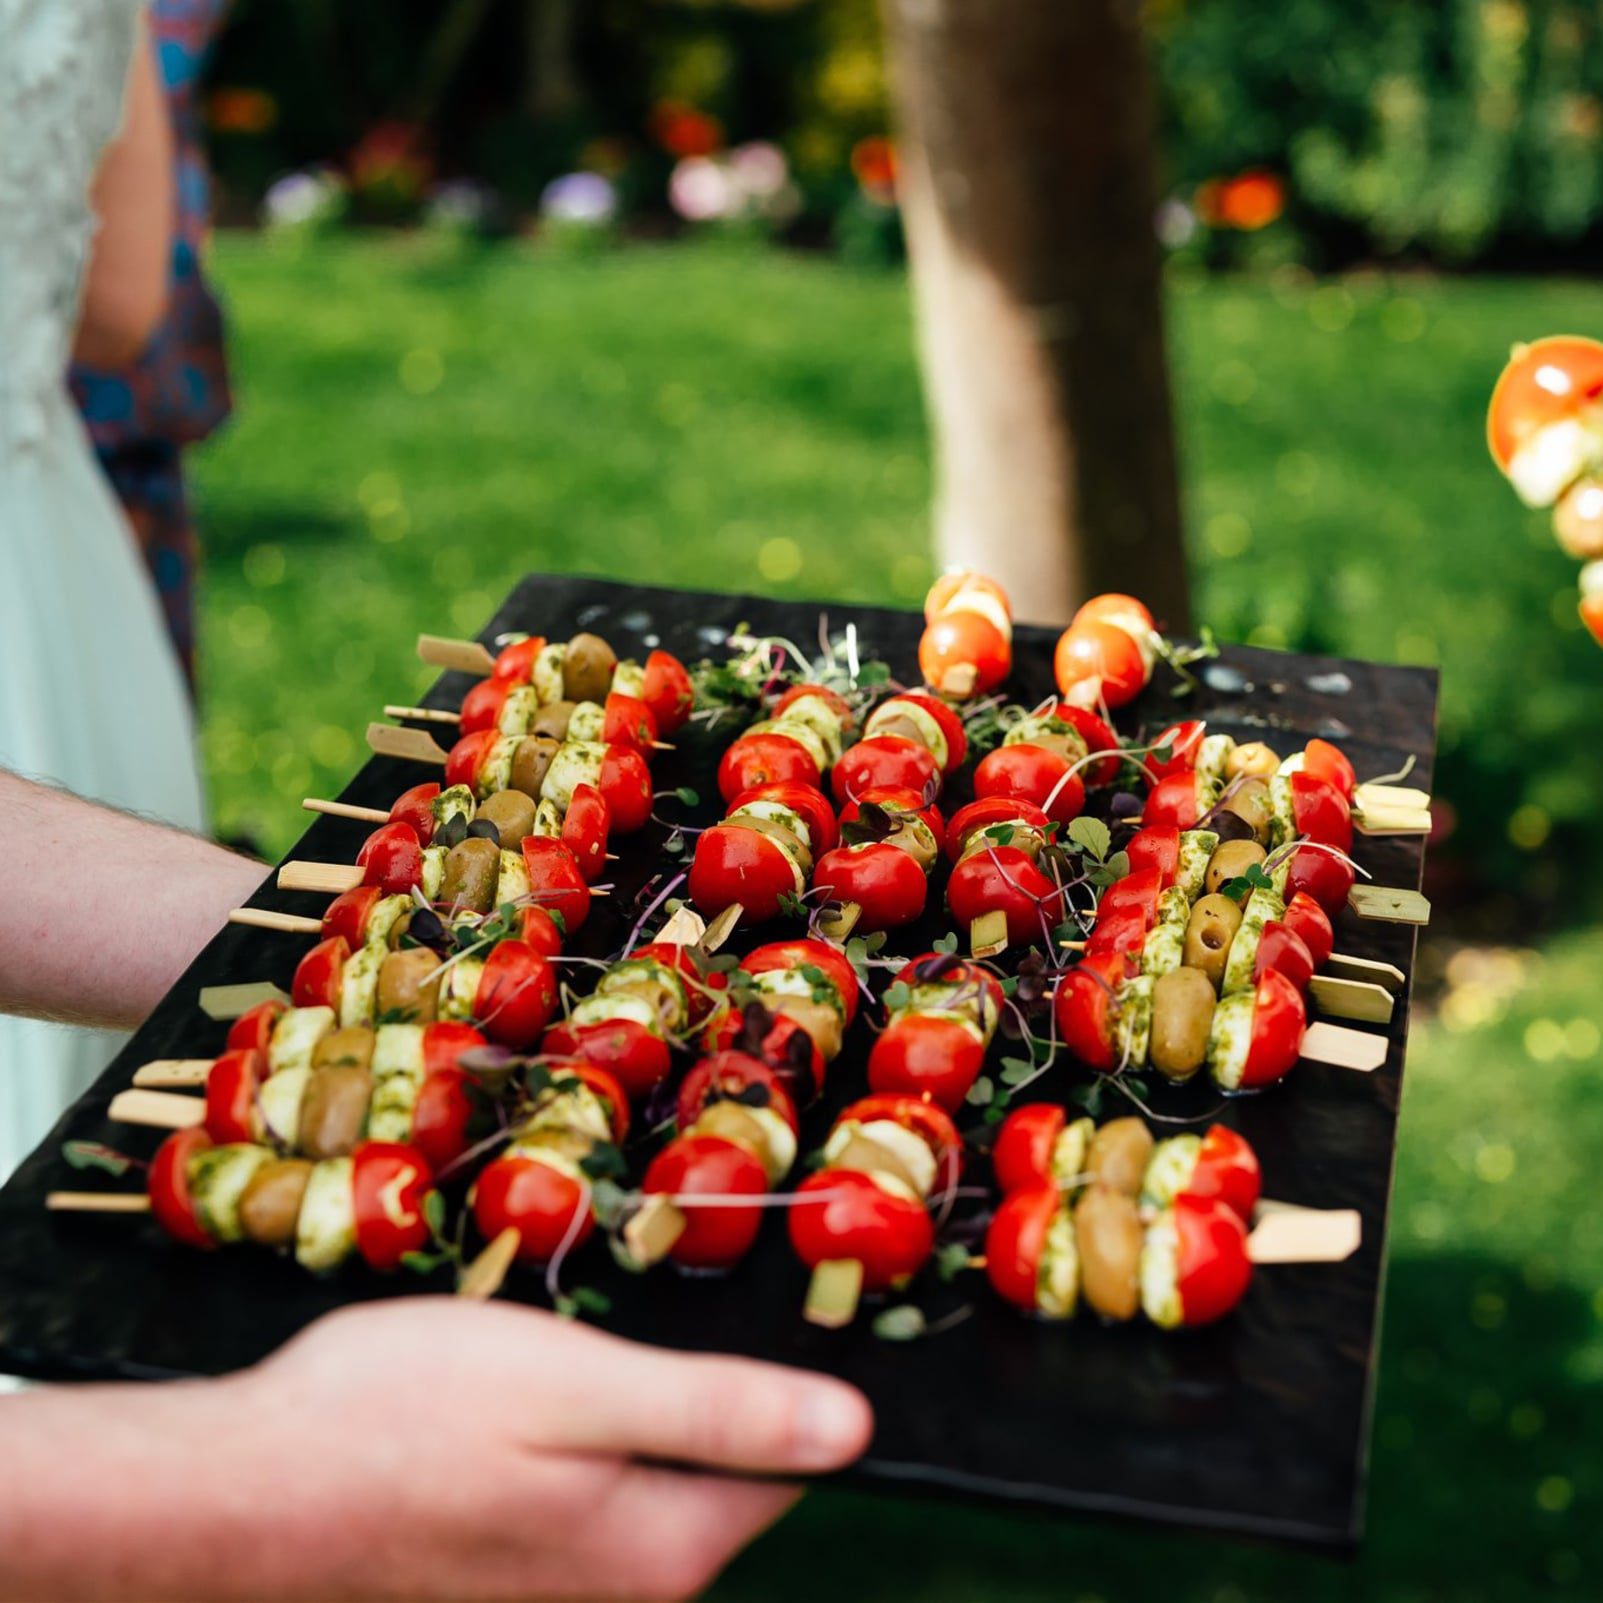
xmin=918 ymin=570 xmax=1013 ymax=698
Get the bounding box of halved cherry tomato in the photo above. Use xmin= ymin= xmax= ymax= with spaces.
xmin=919 ymin=609 xmax=1010 ymax=696
xmin=492 ymin=635 xmax=545 ymax=683
xmin=473 ymin=940 xmax=557 ymax=1050
xmin=343 ymin=1142 xmax=433 ymax=1269
xmin=992 ymin=1103 xmax=1066 ymax=1195
xmin=1086 ymin=900 xmax=1150 ymax=960
xmin=519 ymin=906 xmax=566 ymax=959
xmin=886 ymin=952 xmax=1005 ymax=1015
xmin=602 ymin=693 xmax=659 ymax=756
xmin=700 ymin=1007 xmax=825 ymax=1102
xmin=1148 ymin=720 xmax=1206 ymax=780
xmin=718 ymin=731 xmax=820 ymax=805
xmin=1254 ymin=921 xmax=1315 ymax=994
xmin=831 ymin=737 xmax=939 ymax=807
xmin=1241 ymin=968 xmax=1306 ymax=1088
xmin=410 ymin=1069 xmax=478 ymax=1171
xmin=1282 ymin=890 xmax=1333 ymax=970
xmin=1055 ymin=619 xmax=1148 ymax=709
xmin=642 ymin=1135 xmax=770 ymax=1270
xmin=689 ymin=821 xmax=804 ymax=926
xmin=642 ymin=649 xmax=695 ymax=734
xmin=543 ymin=1017 xmax=671 ymax=1101
xmin=813 ymin=841 xmax=927 ymax=931
xmin=944 ymin=796 xmax=1052 ymax=862
xmin=947 ymin=844 xmax=1062 ymax=948
xmin=1174 ymin=1193 xmax=1253 ymax=1325
xmin=1125 ymin=824 xmax=1180 ymax=888
xmin=148 ymin=1128 xmax=216 ymax=1250
xmin=925 ymin=570 xmax=1012 ymax=624
xmin=867 ymin=1013 xmax=985 ymax=1111
xmin=731 ymin=780 xmax=839 ymax=856
xmin=521 ymin=837 xmax=591 ymax=934
xmin=561 ymin=783 xmax=611 ymax=883
xmin=984 ymin=1182 xmax=1061 ymax=1312
xmin=1073 ymin=592 xmax=1155 ymax=635
xmin=598 ymin=746 xmax=652 ymax=834
xmin=741 ymin=939 xmax=859 ymax=1025
xmin=1142 ymin=772 xmax=1209 ymax=830
xmin=471 ymin=1151 xmax=591 ymax=1265
xmin=1053 ymin=952 xmax=1127 ymax=1073
xmin=389 ymin=782 xmax=442 ymax=842
xmin=292 ymin=936 xmax=348 ymax=1010
xmin=1486 ymin=335 xmax=1603 ymax=495
xmin=1291 ymin=772 xmax=1352 ymax=853
xmin=357 ymin=822 xmax=424 ymax=896
xmin=973 ymin=743 xmax=1085 ymax=826
xmin=460 ymin=678 xmax=514 ymax=735
xmin=896 ymin=692 xmax=968 ymax=773
xmin=838 ymin=784 xmax=945 ymax=853
xmin=1096 ymin=866 xmax=1163 ymax=929
xmin=421 ymin=1021 xmax=488 ymax=1079
xmin=1185 ymin=1125 xmax=1262 ymax=1224
xmin=1302 ymin=738 xmax=1356 ymax=801
xmin=444 ymin=730 xmax=498 ymax=794
xmin=322 ymin=885 xmax=382 ymax=950
xmin=835 ymin=1092 xmax=962 ymax=1196
xmin=1284 ymin=844 xmax=1356 ymax=919
xmin=1053 ymin=704 xmax=1122 ymax=787
xmin=676 ymin=1050 xmax=800 ymax=1137
xmin=204 ymin=1048 xmax=265 ymax=1145
xmin=226 ymin=999 xmax=286 ymax=1055
xmin=787 ymin=1169 xmax=934 ymax=1292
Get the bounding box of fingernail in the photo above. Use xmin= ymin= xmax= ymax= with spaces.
xmin=792 ymin=1384 xmax=870 ymax=1469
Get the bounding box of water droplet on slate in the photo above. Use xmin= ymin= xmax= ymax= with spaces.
xmin=1305 ymin=671 xmax=1353 ymax=695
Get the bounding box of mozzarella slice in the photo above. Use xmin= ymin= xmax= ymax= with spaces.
xmin=296 ymin=1157 xmax=357 ymax=1272
xmin=772 ymin=694 xmax=845 ymax=766
xmin=366 ymin=895 xmax=412 ymax=951
xmin=339 ymin=944 xmax=384 ymax=1028
xmin=419 ymin=846 xmax=447 ymax=901
xmin=1195 ymin=734 xmax=1236 ymax=787
xmin=1177 ymin=830 xmax=1219 ymax=901
xmin=824 ymin=1119 xmax=939 ymax=1199
xmin=438 ymin=957 xmax=483 ymax=1023
xmin=865 ymin=698 xmax=947 ymax=770
xmin=748 ymin=716 xmax=829 ymax=774
xmin=1206 ymin=992 xmax=1255 ymax=1091
xmin=496 ymin=849 xmax=531 ymax=907
xmin=612 ymin=659 xmax=645 ymax=699
xmin=570 ymin=990 xmax=659 ymax=1032
xmin=1141 ymin=1133 xmax=1203 ymax=1211
xmin=256 ymin=1066 xmax=312 ymax=1147
xmin=267 ymin=1006 xmax=335 ymax=1076
xmin=540 ymin=741 xmax=606 ymax=813
xmin=1036 ymin=1205 xmax=1079 ymax=1319
xmin=478 ymin=737 xmax=518 ymax=799
xmin=366 ymin=1075 xmax=420 ymax=1144
xmin=568 ymin=702 xmax=606 ymax=744
xmin=731 ymin=798 xmax=811 ymax=849
xmin=532 ymin=643 xmax=567 ymax=706
xmin=431 ymin=784 xmax=477 ymax=830
xmin=498 ymin=685 xmax=540 ymax=736
xmin=188 ymin=1144 xmax=271 ymax=1245
xmin=1114 ymin=974 xmax=1154 ymax=1069
xmin=1050 ymin=1116 xmax=1095 ymax=1189
xmin=370 ymin=1023 xmax=426 ymax=1083
xmin=1139 ymin=1212 xmax=1183 ymax=1328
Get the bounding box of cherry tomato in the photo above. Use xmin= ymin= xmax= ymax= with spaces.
xmin=831 ymin=737 xmax=939 ymax=807
xmin=676 ymin=1050 xmax=800 ymax=1137
xmin=947 ymin=844 xmax=1062 ymax=948
xmin=742 ymin=939 xmax=859 ymax=1025
xmin=521 ymin=837 xmax=591 ymax=934
xmin=1174 ymin=1194 xmax=1253 ymax=1325
xmin=1291 ymin=772 xmax=1352 ymax=853
xmin=773 ymin=682 xmax=854 ymax=733
xmin=1053 ymin=952 xmax=1127 ymax=1073
xmin=148 ymin=1128 xmax=215 ymax=1251
xmin=473 ymin=940 xmax=557 ymax=1050
xmin=204 ymin=1048 xmax=265 ymax=1145
xmin=1285 ymin=844 xmax=1356 ymax=919
xmin=460 ymin=678 xmax=514 ymax=735
xmin=389 ymin=782 xmax=442 ymax=841
xmin=1125 ymin=824 xmax=1180 ymax=888
xmin=357 ymin=821 xmax=424 ymax=896
xmin=226 ymin=999 xmax=286 ymax=1055
xmin=351 ymin=1142 xmax=435 ymax=1271
xmin=689 ymin=820 xmax=803 ymax=926
xmin=602 ymin=692 xmax=659 ymax=756
xmin=701 ymin=1006 xmax=826 ymax=1102
xmin=492 ymin=635 xmax=545 ymax=683
xmin=973 ymin=743 xmax=1085 ymax=826
xmin=598 ymin=745 xmax=653 ymax=834
xmin=944 ymin=796 xmax=1052 ymax=862
xmin=445 ymin=729 xmax=498 ymax=794
xmin=633 ymin=941 xmax=725 ymax=1028
xmin=472 ymin=1151 xmax=592 ymax=1265
xmin=1055 ymin=619 xmax=1148 ymax=709
xmin=787 ymin=1169 xmax=934 ymax=1291
xmin=1486 ymin=335 xmax=1603 ymax=497
xmin=410 ymin=1069 xmax=478 ymax=1171
xmin=421 ymin=1021 xmax=488 ymax=1079
xmin=643 ymin=1135 xmax=770 ymax=1269
xmin=322 ymin=885 xmax=382 ymax=949
xmin=992 ymin=1103 xmax=1066 ymax=1195
xmin=1302 ymin=738 xmax=1356 ymax=801
xmin=838 ymin=784 xmax=945 ymax=852
xmin=1254 ymin=921 xmax=1315 ymax=994
xmin=561 ymin=783 xmax=611 ymax=883
xmin=1086 ymin=900 xmax=1150 ymax=960
xmin=1241 ymin=968 xmax=1307 ymax=1089
xmin=642 ymin=649 xmax=695 ymax=734
xmin=519 ymin=906 xmax=566 ymax=959
xmin=1142 ymin=772 xmax=1208 ymax=830
xmin=867 ymin=1013 xmax=985 ymax=1111
xmin=543 ymin=1017 xmax=671 ymax=1101
xmin=568 ymin=1061 xmax=633 ymax=1143
xmin=1186 ymin=1125 xmax=1262 ymax=1224
xmin=719 ymin=731 xmax=820 ymax=805
xmin=1282 ymin=890 xmax=1334 ymax=970
xmin=984 ymin=1183 xmax=1062 ymax=1312
xmin=886 ymin=952 xmax=1005 ymax=1011
xmin=919 ymin=609 xmax=1010 ymax=696
xmin=1073 ymin=592 xmax=1156 ymax=635
xmin=1581 ymin=560 xmax=1603 ymax=646
xmin=1053 ymin=704 xmax=1122 ymax=787
xmin=292 ymin=936 xmax=348 ymax=1010
xmin=896 ymin=692 xmax=968 ymax=772
xmin=925 ymin=570 xmax=1012 ymax=624
xmin=835 ymin=1092 xmax=963 ymax=1196
xmin=813 ymin=841 xmax=928 ymax=931
xmin=1096 ymin=866 xmax=1163 ymax=929
xmin=1148 ymin=720 xmax=1206 ymax=780
xmin=731 ymin=780 xmax=839 ymax=856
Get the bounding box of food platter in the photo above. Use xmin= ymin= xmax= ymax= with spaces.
xmin=0 ymin=572 xmax=1436 ymax=1552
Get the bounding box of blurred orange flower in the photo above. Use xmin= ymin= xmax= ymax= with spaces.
xmin=649 ymin=101 xmax=725 ymax=159
xmin=1196 ymin=169 xmax=1285 ymax=231
xmin=851 ymin=135 xmax=897 ymax=200
xmin=207 ymin=87 xmax=278 ymax=135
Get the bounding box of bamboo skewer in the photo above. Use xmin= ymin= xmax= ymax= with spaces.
xmin=199 ymin=982 xmax=289 ymax=1020
xmin=368 ymin=723 xmax=449 ymax=764
xmin=133 ymin=1060 xmax=214 ymax=1088
xmin=277 ymin=861 xmax=363 ymax=895
xmin=109 ymin=1089 xmax=203 ymax=1131
xmin=48 ymin=1192 xmax=151 ymax=1214
xmin=302 ymin=797 xmax=388 ymax=824
xmin=230 ymin=907 xmax=323 ymax=935
xmin=1347 ymin=885 xmax=1431 ymax=925
xmin=1246 ymin=1207 xmax=1361 ymax=1264
xmin=418 ymin=635 xmax=496 ymax=675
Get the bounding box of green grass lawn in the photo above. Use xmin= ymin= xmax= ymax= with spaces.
xmin=189 ymin=235 xmax=1602 ymax=1599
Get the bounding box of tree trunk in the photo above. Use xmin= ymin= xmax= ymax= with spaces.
xmin=880 ymin=0 xmax=1190 ymax=631
xmin=524 ymin=0 xmax=580 ymax=122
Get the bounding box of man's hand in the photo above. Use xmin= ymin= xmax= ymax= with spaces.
xmin=3 ymin=1298 xmax=873 ymax=1602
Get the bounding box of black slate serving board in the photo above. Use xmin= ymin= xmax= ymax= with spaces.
xmin=0 ymin=575 xmax=1437 ymax=1553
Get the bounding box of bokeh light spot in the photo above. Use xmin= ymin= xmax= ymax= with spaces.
xmin=358 ymin=471 xmax=401 ymax=510
xmin=1509 ymin=803 xmax=1551 ymax=850
xmin=1524 ymin=1017 xmax=1565 ymax=1060
xmin=1211 ymin=360 xmax=1258 ymax=406
xmin=1536 ymin=1475 xmax=1574 ymax=1513
xmin=1205 ymin=511 xmax=1253 ymax=557
xmin=1381 ymin=298 xmax=1427 ymax=342
xmin=228 ymin=605 xmax=272 ymax=651
xmin=1510 ymin=1402 xmax=1545 ymax=1438
xmin=400 ymin=348 xmax=444 ymax=395
xmin=758 ymin=536 xmax=803 ymax=582
xmin=309 ymin=724 xmax=354 ymax=768
xmin=1475 ymin=1143 xmax=1516 ymax=1183
xmin=242 ymin=543 xmax=286 ymax=588
xmin=1564 ymin=1017 xmax=1599 ymax=1058
xmin=1308 ymin=285 xmax=1355 ymax=332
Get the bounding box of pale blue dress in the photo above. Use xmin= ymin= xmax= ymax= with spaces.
xmin=0 ymin=0 xmax=206 ymax=1179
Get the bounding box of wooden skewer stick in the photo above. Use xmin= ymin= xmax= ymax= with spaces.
xmin=1357 ymin=783 xmax=1431 ymax=812
xmin=199 ymin=981 xmax=289 ymax=1020
xmin=229 ymin=907 xmax=323 ymax=935
xmin=133 ymin=1059 xmax=214 ymax=1089
xmin=803 ymin=1257 xmax=865 ymax=1329
xmin=418 ymin=634 xmax=496 ymax=675
xmin=109 ymin=1089 xmax=204 ymax=1131
xmin=1348 ymin=884 xmax=1431 ymax=925
xmin=816 ymin=901 xmax=862 ymax=944
xmin=457 ymin=1227 xmax=521 ymax=1301
xmin=1302 ymin=1021 xmax=1388 ymax=1073
xmin=1321 ymin=953 xmax=1405 ymax=992
xmin=1246 ymin=1207 xmax=1361 ymax=1265
xmin=367 ymin=722 xmax=450 ymax=765
xmin=384 ymin=703 xmax=460 ymax=726
xmin=622 ymin=1193 xmax=687 ymax=1267
xmin=277 ymin=861 xmax=363 ymax=895
xmin=302 ymin=797 xmax=389 ymax=824
xmin=48 ymin=1192 xmax=151 ymax=1214
xmin=936 ymin=664 xmax=978 ymax=698
xmin=656 ymin=905 xmax=706 ymax=946
xmin=1309 ymin=975 xmax=1395 ymax=1025
xmin=699 ymin=902 xmax=743 ymax=954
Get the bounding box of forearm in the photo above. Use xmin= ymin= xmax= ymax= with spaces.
xmin=0 ymin=771 xmax=263 ymax=1030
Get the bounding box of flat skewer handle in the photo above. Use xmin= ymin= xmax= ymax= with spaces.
xmin=199 ymin=982 xmax=289 ymax=1021
xmin=1308 ymin=975 xmax=1395 ymax=1025
xmin=133 ymin=1059 xmax=214 ymax=1088
xmin=418 ymin=634 xmax=496 ymax=675
xmin=1302 ymin=1021 xmax=1388 ymax=1073
xmin=302 ymin=797 xmax=388 ymax=824
xmin=367 ymin=722 xmax=450 ymax=765
xmin=109 ymin=1089 xmax=204 ymax=1131
xmin=1348 ymin=885 xmax=1431 ymax=925
xmin=1247 ymin=1208 xmax=1361 ymax=1264
xmin=277 ymin=861 xmax=363 ymax=895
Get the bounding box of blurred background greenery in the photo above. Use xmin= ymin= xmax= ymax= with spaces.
xmin=172 ymin=0 xmax=1603 ymax=1597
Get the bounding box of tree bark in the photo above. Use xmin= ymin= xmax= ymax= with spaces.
xmin=880 ymin=0 xmax=1190 ymax=631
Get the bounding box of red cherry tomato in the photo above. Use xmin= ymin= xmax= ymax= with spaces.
xmin=521 ymin=837 xmax=591 ymax=934
xmin=773 ymin=682 xmax=854 ymax=732
xmin=1053 ymin=952 xmax=1127 ymax=1073
xmin=350 ymin=1142 xmax=436 ymax=1272
xmin=1302 ymin=738 xmax=1356 ymax=800
xmin=642 ymin=650 xmax=695 ymax=734
xmin=1291 ymin=772 xmax=1352 ymax=853
xmin=543 ymin=1017 xmax=670 ymax=1102
xmin=321 ymin=885 xmax=382 ymax=949
xmin=831 ymin=737 xmax=940 ymax=807
xmin=410 ymin=1069 xmax=478 ymax=1171
xmin=204 ymin=1048 xmax=265 ymax=1145
xmin=973 ymin=744 xmax=1085 ymax=826
xmin=919 ymin=610 xmax=1010 ymax=696
xmin=472 ymin=1151 xmax=592 ymax=1265
xmin=602 ymin=692 xmax=659 ymax=756
xmin=947 ymin=844 xmax=1062 ymax=948
xmin=984 ymin=1183 xmax=1061 ymax=1312
xmin=519 ymin=906 xmax=566 ymax=959
xmin=944 ymin=796 xmax=1052 ymax=862
xmin=460 ymin=678 xmax=513 ymax=735
xmin=148 ymin=1128 xmax=215 ymax=1251
xmin=1073 ymin=592 xmax=1156 ymax=634
xmin=1125 ymin=824 xmax=1180 ymax=888
xmin=813 ymin=841 xmax=928 ymax=932
xmin=867 ymin=1012 xmax=985 ymax=1111
xmin=1055 ymin=619 xmax=1148 ymax=709
xmin=742 ymin=938 xmax=860 ymax=1025
xmin=1174 ymin=1194 xmax=1253 ymax=1325
xmin=718 ymin=732 xmax=820 ymax=805
xmin=633 ymin=940 xmax=724 ymax=1028
xmin=787 ymin=1169 xmax=934 ymax=1292
xmin=1241 ymin=968 xmax=1307 ymax=1089
xmin=731 ymin=780 xmax=840 ymax=856
xmin=444 ymin=730 xmax=498 ymax=795
xmin=1096 ymin=866 xmax=1163 ymax=929
xmin=1142 ymin=772 xmax=1208 ymax=830
xmin=1086 ymin=900 xmax=1150 ymax=960
xmin=1282 ymin=890 xmax=1333 ymax=970
xmin=926 ymin=569 xmax=1012 ymax=623
xmin=1187 ymin=1125 xmax=1262 ymax=1224
xmin=1254 ymin=921 xmax=1315 ymax=994
xmin=689 ymin=821 xmax=803 ymax=926
xmin=1053 ymin=705 xmax=1122 ymax=787
xmin=226 ymin=999 xmax=286 ymax=1055
xmin=643 ymin=1135 xmax=770 ymax=1269
xmin=292 ymin=936 xmax=348 ymax=1010
xmin=992 ymin=1103 xmax=1066 ymax=1195
xmin=677 ymin=1051 xmax=800 ymax=1137
xmin=835 ymin=1092 xmax=963 ymax=1196
xmin=597 ymin=746 xmax=652 ymax=834
xmin=1148 ymin=720 xmax=1206 ymax=780
xmin=421 ymin=1021 xmax=488 ymax=1079
xmin=701 ymin=1007 xmax=825 ymax=1102
xmin=1487 ymin=335 xmax=1603 ymax=478
xmin=561 ymin=783 xmax=611 ymax=883
xmin=1285 ymin=844 xmax=1356 ymax=919
xmin=838 ymin=784 xmax=945 ymax=852
xmin=491 ymin=635 xmax=545 ymax=683
xmin=357 ymin=821 xmax=424 ymax=896
xmin=473 ymin=940 xmax=557 ymax=1050
xmin=568 ymin=1061 xmax=633 ymax=1143
xmin=896 ymin=692 xmax=968 ymax=772
xmin=388 ymin=782 xmax=442 ymax=842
